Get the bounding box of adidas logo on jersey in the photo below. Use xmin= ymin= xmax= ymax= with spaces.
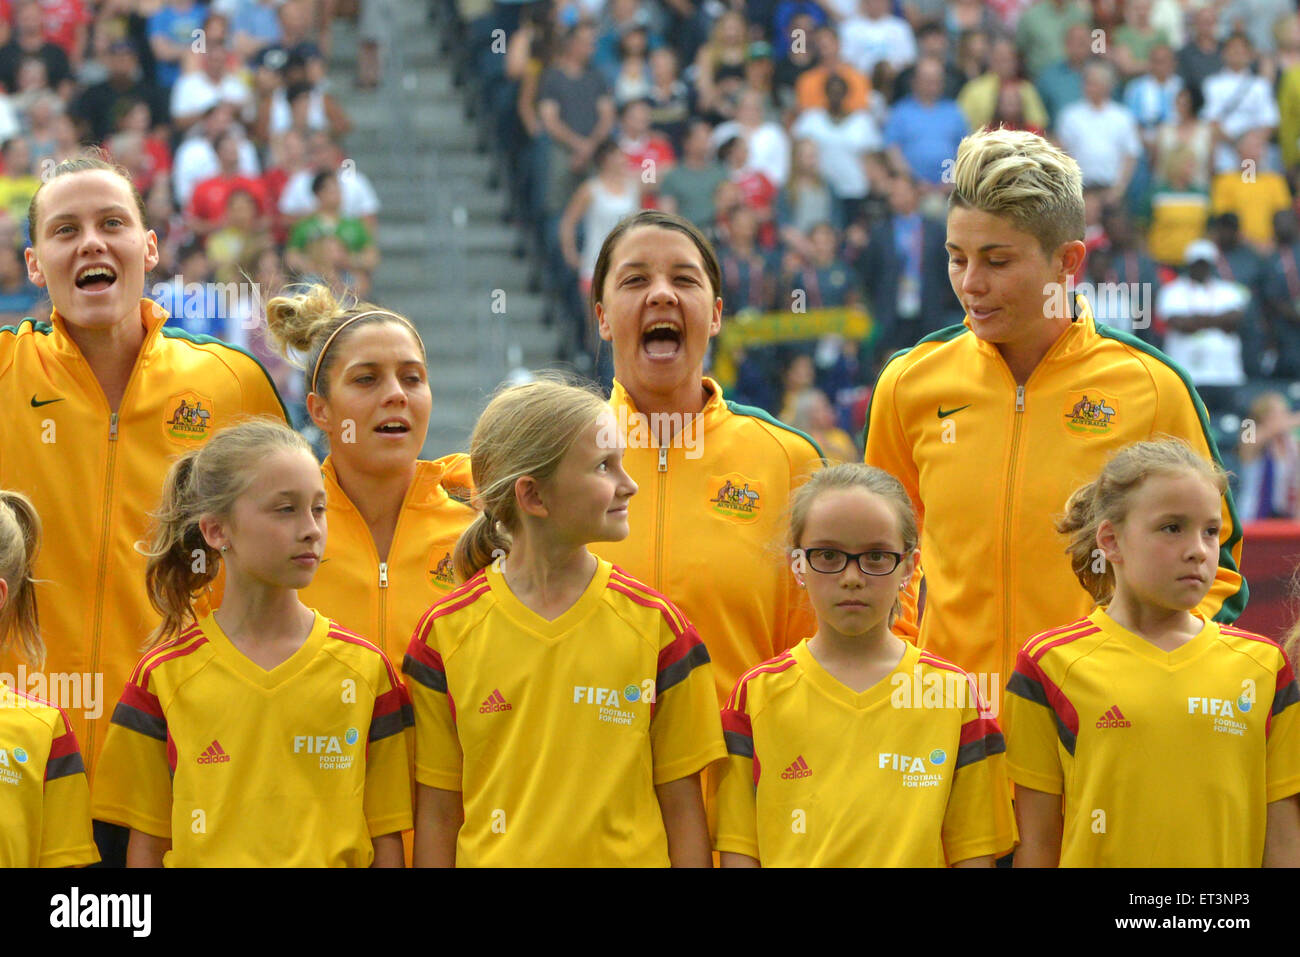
xmin=1096 ymin=705 xmax=1131 ymax=728
xmin=780 ymin=756 xmax=812 ymax=779
xmin=479 ymin=689 xmax=513 ymax=713
xmin=198 ymin=740 xmax=230 ymax=764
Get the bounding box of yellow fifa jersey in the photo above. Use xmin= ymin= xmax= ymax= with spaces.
xmin=91 ymin=612 xmax=413 ymax=867
xmin=864 ymin=295 xmax=1246 ymax=713
xmin=403 ymin=560 xmax=726 ymax=867
xmin=0 ymin=300 xmax=287 ymax=777
xmin=1004 ymin=608 xmax=1300 ymax=867
xmin=592 ymin=377 xmax=824 ymax=706
xmin=0 ymin=683 xmax=98 ymax=867
xmin=715 ymin=640 xmax=1014 ymax=866
xmin=297 ymin=456 xmax=476 ymax=665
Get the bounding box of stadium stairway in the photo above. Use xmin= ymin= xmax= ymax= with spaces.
xmin=326 ymin=2 xmax=559 ymax=457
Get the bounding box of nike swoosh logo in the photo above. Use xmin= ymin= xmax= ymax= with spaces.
xmin=30 ymin=395 xmax=64 ymax=408
xmin=937 ymin=404 xmax=971 ymax=418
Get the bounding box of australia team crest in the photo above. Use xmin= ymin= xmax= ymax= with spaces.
xmin=708 ymin=473 xmax=764 ymax=524
xmin=163 ymin=390 xmax=214 ymax=442
xmin=1063 ymin=390 xmax=1118 ymax=436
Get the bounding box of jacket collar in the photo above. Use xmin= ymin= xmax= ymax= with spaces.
xmin=48 ymin=297 xmax=170 ymax=362
xmin=321 ymin=455 xmax=452 ymax=517
xmin=609 ymin=376 xmax=730 ymax=435
xmin=962 ymin=291 xmax=1097 ymax=364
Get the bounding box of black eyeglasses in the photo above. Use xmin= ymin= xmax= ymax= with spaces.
xmin=798 ymin=547 xmax=906 ymax=576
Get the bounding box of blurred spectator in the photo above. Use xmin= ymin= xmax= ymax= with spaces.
xmin=537 ymin=22 xmax=615 ymax=222
xmin=693 ymin=10 xmax=748 ymax=123
xmin=206 ymin=187 xmax=272 ymax=283
xmin=778 ymin=351 xmax=815 ymax=423
xmin=1178 ymin=5 xmax=1222 ymax=97
xmin=355 ymin=0 xmax=395 ymax=90
xmin=1056 ymin=61 xmax=1141 ymax=206
xmin=0 ymin=136 xmax=37 ymax=225
xmin=113 ymin=97 xmax=173 ymax=182
xmin=1201 ymin=31 xmax=1278 ymax=174
xmin=560 ymin=139 xmax=641 ymax=297
xmin=780 ymin=221 xmax=860 ymax=310
xmin=188 ymin=129 xmax=271 ymax=235
xmin=152 ymin=240 xmax=229 ymax=338
xmin=773 ymin=1 xmax=830 ymax=60
xmin=645 ymin=46 xmax=691 ymax=150
xmin=742 ymin=42 xmax=780 ymax=116
xmin=172 ymin=102 xmax=260 ymax=208
xmin=1124 ymin=41 xmax=1182 ymax=146
xmin=1093 ymin=205 xmax=1160 ymax=337
xmin=777 ymin=138 xmax=843 ymax=253
xmin=957 ymin=36 xmax=1048 ymax=130
xmin=854 ymin=172 xmax=957 ymax=358
xmin=839 ymin=0 xmax=917 ymax=79
xmin=147 ymin=0 xmax=206 ymax=90
xmin=1236 ymin=391 xmax=1300 ymax=521
xmin=105 ymin=129 xmax=161 ymax=196
xmin=1111 ymin=0 xmax=1170 ymax=80
xmin=657 ymin=117 xmax=724 ymax=226
xmin=616 ymin=96 xmax=674 ymax=187
xmin=278 ymin=130 xmax=379 ymax=235
xmin=1147 ymin=140 xmax=1211 ymax=267
xmin=0 ymin=244 xmax=38 ymax=322
xmin=790 ymin=387 xmax=859 ymax=462
xmin=717 ymin=134 xmax=777 ymax=237
xmin=953 ymin=27 xmax=991 ymax=89
xmin=1014 ymin=0 xmax=1090 ymax=80
xmin=716 ymin=204 xmax=774 ymax=313
xmin=258 ymin=46 xmax=350 ymax=142
xmin=712 ymin=88 xmax=790 ymax=187
xmin=1262 ymin=209 xmax=1300 ymax=378
xmin=893 ymin=22 xmax=965 ymax=102
xmin=883 ymin=56 xmax=968 ymax=191
xmin=1208 ymin=211 xmax=1269 ymax=375
xmin=988 ymin=80 xmax=1045 ymax=136
xmin=1155 ymin=237 xmax=1248 ymax=416
xmin=0 ymin=1 xmax=73 ymax=97
xmin=795 ymin=26 xmax=871 ymax=114
xmin=1152 ymin=84 xmax=1211 ymax=190
xmin=1035 ymin=22 xmax=1089 ymax=125
xmin=71 ymin=40 xmax=168 ymax=143
xmin=170 ymin=42 xmax=251 ymax=132
xmin=594 ymin=0 xmax=662 ymax=81
xmin=791 ymin=72 xmax=881 ymax=222
xmin=1210 ymin=129 xmax=1291 ymax=250
xmin=1220 ymin=0 xmax=1293 ymax=57
xmin=228 ymin=0 xmax=284 ymax=62
xmin=286 ymin=170 xmax=379 ymax=297
xmin=607 ymin=24 xmax=652 ymax=104
xmin=945 ymin=0 xmax=1003 ymax=37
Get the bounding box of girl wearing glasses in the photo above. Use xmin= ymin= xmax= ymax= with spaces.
xmin=714 ymin=463 xmax=1015 ymax=866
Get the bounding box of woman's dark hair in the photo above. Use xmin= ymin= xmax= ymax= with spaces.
xmin=589 ymin=209 xmax=723 ymax=316
xmin=310 ymin=169 xmax=338 ymax=196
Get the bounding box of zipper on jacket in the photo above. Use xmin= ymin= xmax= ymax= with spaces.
xmin=86 ymin=412 xmax=121 ymax=763
xmin=655 ymin=446 xmax=668 ymax=587
xmin=1001 ymin=385 xmax=1026 ymax=691
xmin=378 ymin=561 xmax=389 ymax=648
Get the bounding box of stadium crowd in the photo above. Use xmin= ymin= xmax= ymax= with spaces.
xmin=448 ymin=0 xmax=1300 ymax=516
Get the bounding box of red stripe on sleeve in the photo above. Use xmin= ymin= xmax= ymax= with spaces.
xmin=120 ymin=681 xmax=164 ymax=719
xmin=372 ymin=685 xmax=405 ymax=721
xmin=47 ymin=727 xmax=79 ymax=761
xmin=1022 ymin=653 xmax=1079 ymax=738
xmin=657 ymin=626 xmax=704 ymax=675
xmin=721 ymin=708 xmax=751 ymax=737
xmin=959 ymin=714 xmax=1003 ymax=745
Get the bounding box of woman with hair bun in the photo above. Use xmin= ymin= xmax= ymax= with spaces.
xmin=263 ymin=283 xmax=475 ymax=669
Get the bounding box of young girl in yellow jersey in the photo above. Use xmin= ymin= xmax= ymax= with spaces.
xmin=0 ymin=490 xmax=98 ymax=867
xmin=1007 ymin=439 xmax=1300 ymax=867
xmin=405 ymin=378 xmax=726 ymax=867
xmin=715 ymin=463 xmax=1015 ymax=867
xmin=262 ymin=283 xmax=475 ymax=666
xmin=92 ymin=419 xmax=413 ymax=867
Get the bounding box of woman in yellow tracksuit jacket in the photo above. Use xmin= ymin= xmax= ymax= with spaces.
xmin=587 ymin=210 xmax=826 ymax=708
xmin=864 ymin=129 xmax=1246 ymax=715
xmin=262 ymin=284 xmax=475 ymax=668
xmin=0 ymin=158 xmax=287 ymax=784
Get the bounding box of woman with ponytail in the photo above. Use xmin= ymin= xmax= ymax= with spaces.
xmin=1005 ymin=438 xmax=1300 ymax=867
xmin=92 ymin=418 xmax=412 ymax=867
xmin=0 ymin=490 xmax=98 ymax=867
xmin=262 ymin=283 xmax=475 ymax=668
xmin=405 ymin=377 xmax=725 ymax=867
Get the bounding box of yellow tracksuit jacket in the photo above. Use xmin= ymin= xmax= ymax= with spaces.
xmin=593 ymin=377 xmax=825 ymax=706
xmin=297 ymin=455 xmax=476 ymax=666
xmin=0 ymin=300 xmax=287 ymax=776
xmin=863 ymin=296 xmax=1247 ymax=710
